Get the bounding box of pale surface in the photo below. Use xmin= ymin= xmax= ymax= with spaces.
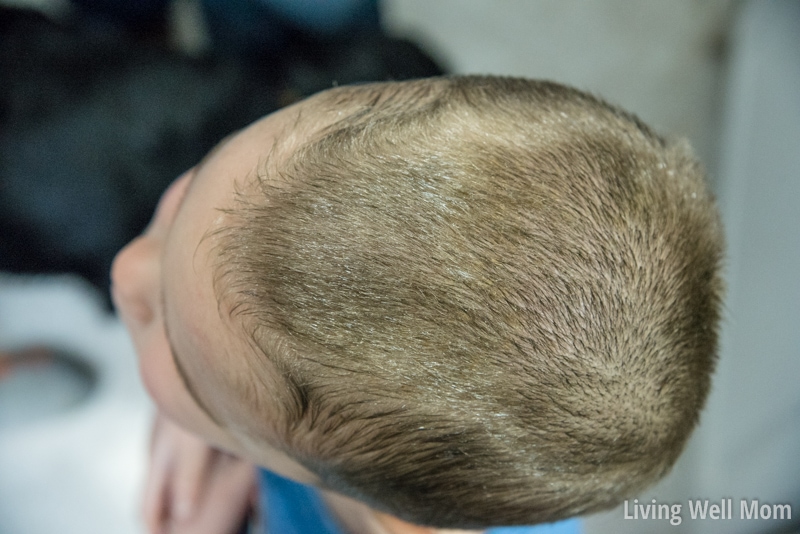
xmin=0 ymin=275 xmax=152 ymax=534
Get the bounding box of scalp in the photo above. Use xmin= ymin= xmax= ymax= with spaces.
xmin=213 ymin=76 xmax=724 ymax=528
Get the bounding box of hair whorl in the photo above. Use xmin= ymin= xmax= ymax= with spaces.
xmin=215 ymin=76 xmax=724 ymax=528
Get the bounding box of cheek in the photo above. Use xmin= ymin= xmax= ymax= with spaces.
xmin=136 ymin=329 xmax=183 ymax=417
xmin=137 ymin=327 xmax=238 ymax=451
xmin=112 ymin=241 xmax=175 ymax=414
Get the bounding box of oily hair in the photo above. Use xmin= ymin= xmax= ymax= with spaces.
xmin=213 ymin=76 xmax=724 ymax=528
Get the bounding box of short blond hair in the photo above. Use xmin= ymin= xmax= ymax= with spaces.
xmin=215 ymin=76 xmax=724 ymax=528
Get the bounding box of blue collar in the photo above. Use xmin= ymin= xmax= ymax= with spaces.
xmin=258 ymin=469 xmax=581 ymax=534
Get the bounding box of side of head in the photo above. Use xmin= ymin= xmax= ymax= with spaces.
xmin=214 ymin=76 xmax=725 ymax=529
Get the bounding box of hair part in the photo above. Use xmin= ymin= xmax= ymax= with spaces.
xmin=213 ymin=76 xmax=724 ymax=528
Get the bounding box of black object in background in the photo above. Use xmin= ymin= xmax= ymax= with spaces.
xmin=0 ymin=7 xmax=445 ymax=307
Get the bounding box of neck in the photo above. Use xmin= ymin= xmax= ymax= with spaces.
xmin=320 ymin=488 xmax=483 ymax=534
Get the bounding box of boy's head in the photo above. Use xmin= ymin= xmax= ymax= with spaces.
xmin=112 ymin=76 xmax=724 ymax=529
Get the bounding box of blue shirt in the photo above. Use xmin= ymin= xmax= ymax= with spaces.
xmin=258 ymin=469 xmax=581 ymax=534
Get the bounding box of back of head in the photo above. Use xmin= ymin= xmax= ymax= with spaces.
xmin=216 ymin=76 xmax=724 ymax=528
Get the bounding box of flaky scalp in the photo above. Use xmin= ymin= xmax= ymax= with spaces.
xmin=215 ymin=76 xmax=724 ymax=528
